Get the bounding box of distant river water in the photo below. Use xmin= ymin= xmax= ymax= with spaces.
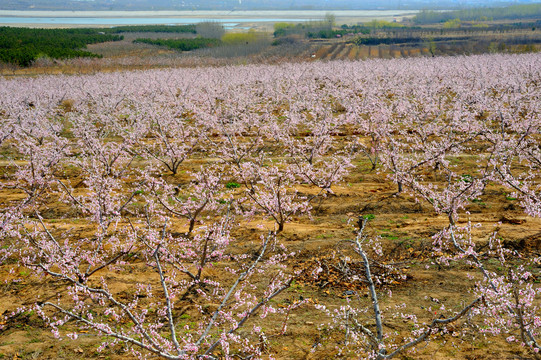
xmin=0 ymin=16 xmax=310 ymax=26
xmin=0 ymin=9 xmax=419 ymax=26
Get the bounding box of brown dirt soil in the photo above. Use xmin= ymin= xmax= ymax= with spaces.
xmin=1 ymin=132 xmax=541 ymax=360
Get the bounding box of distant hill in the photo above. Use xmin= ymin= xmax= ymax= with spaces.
xmin=2 ymin=0 xmax=539 ymax=11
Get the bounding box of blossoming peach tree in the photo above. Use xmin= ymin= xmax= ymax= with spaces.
xmin=0 ymin=52 xmax=540 ymax=359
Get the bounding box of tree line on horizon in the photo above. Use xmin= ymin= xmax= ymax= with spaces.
xmin=413 ymin=3 xmax=541 ymax=24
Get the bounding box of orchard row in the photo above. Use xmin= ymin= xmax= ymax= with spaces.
xmin=0 ymin=53 xmax=540 ymax=359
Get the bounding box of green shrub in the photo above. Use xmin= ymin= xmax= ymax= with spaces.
xmin=225 ymin=182 xmax=241 ymax=189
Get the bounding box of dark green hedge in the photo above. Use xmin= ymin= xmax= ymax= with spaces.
xmin=0 ymin=27 xmax=123 ymax=67
xmin=352 ymin=37 xmax=423 ymax=46
xmin=133 ymin=37 xmax=221 ymax=51
xmin=274 ymin=23 xmax=371 ymax=39
xmin=306 ymin=27 xmax=371 ymax=39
